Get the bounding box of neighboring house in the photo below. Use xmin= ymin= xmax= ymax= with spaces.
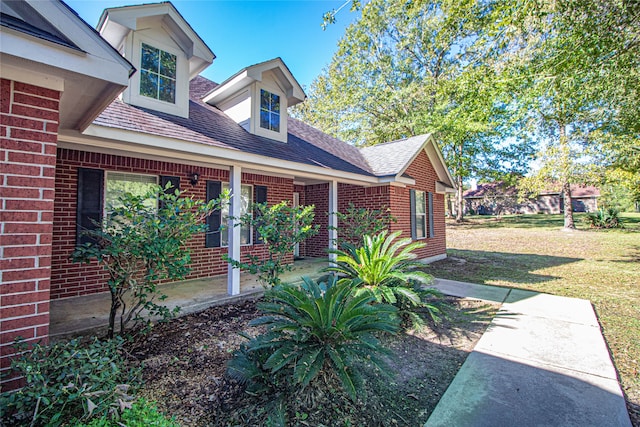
xmin=0 ymin=1 xmax=455 ymax=388
xmin=464 ymin=182 xmax=599 ymax=215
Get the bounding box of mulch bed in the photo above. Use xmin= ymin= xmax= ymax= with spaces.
xmin=129 ymin=297 xmax=498 ymax=426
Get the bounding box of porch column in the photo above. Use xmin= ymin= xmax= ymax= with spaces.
xmin=328 ymin=180 xmax=338 ymax=265
xmin=227 ymin=165 xmax=241 ymax=295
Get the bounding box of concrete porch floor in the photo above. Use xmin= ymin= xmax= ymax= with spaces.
xmin=50 ymin=257 xmax=328 ymax=338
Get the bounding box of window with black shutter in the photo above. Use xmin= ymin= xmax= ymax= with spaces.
xmin=254 ymin=185 xmax=268 ymax=244
xmin=159 ymin=175 xmax=180 ymax=209
xmin=205 ymin=181 xmax=222 ymax=247
xmin=76 ymin=168 xmax=104 ymax=246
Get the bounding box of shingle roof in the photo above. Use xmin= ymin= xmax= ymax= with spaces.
xmin=0 ymin=11 xmax=80 ymax=51
xmin=94 ymin=75 xmax=375 ymax=176
xmin=359 ymin=134 xmax=431 ymax=176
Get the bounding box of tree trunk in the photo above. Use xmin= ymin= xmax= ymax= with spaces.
xmin=455 ymin=175 xmax=464 ymax=222
xmin=107 ymin=290 xmax=119 ymax=340
xmin=562 ymin=181 xmax=575 ymax=229
xmin=559 ymin=123 xmax=575 ymax=230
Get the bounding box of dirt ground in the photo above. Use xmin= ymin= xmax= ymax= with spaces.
xmin=128 ymin=296 xmax=498 ymax=426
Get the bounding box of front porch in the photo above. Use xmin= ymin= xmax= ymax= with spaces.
xmin=49 ymin=258 xmax=328 ymax=339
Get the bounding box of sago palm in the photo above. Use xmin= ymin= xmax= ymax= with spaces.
xmin=326 ymin=230 xmax=443 ymax=326
xmin=227 ymin=276 xmax=399 ymax=401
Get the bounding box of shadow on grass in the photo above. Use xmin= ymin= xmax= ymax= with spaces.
xmin=427 ymin=249 xmax=583 ymax=286
xmin=613 ymin=245 xmax=640 ymax=263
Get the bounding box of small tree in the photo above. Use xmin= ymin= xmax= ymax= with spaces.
xmin=73 ymin=184 xmax=227 ymax=339
xmin=226 ymin=201 xmax=318 ymax=288
xmin=331 ymin=203 xmax=396 ymax=248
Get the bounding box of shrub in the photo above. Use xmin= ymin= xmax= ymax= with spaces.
xmin=226 ymin=201 xmax=318 ymax=288
xmin=0 ymin=337 xmax=140 ymax=427
xmin=77 ymin=399 xmax=179 ymax=427
xmin=332 ymin=203 xmax=396 ymax=248
xmin=227 ymin=276 xmax=399 ymax=401
xmin=584 ymin=207 xmax=624 ymax=229
xmin=326 ymin=231 xmax=444 ymax=327
xmin=72 ymin=183 xmax=227 ymax=338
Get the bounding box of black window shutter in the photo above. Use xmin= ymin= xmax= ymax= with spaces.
xmin=159 ymin=176 xmax=180 ymax=209
xmin=205 ymin=181 xmax=222 ymax=248
xmin=428 ymin=192 xmax=434 ymax=238
xmin=409 ymin=189 xmax=416 ymax=240
xmin=254 ymin=185 xmax=268 ymax=244
xmin=76 ymin=168 xmax=104 ymax=246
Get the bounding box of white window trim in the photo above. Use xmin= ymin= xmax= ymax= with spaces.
xmin=140 ymin=42 xmax=177 ymax=103
xmin=104 ymin=171 xmax=158 ymax=216
xmin=124 ymin=32 xmax=189 ymax=118
xmin=252 ymin=83 xmax=288 ymax=143
xmin=415 ymin=190 xmax=427 ymax=239
xmin=221 ymin=183 xmax=253 ymax=247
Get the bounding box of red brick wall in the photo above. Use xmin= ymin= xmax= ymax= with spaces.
xmin=293 ymin=184 xmax=307 ymax=256
xmin=389 ymin=150 xmax=447 ymax=259
xmin=1 ymin=79 xmax=59 ymax=389
xmin=52 ymin=149 xmax=294 ymax=299
xmin=303 ymin=183 xmax=329 ymax=257
xmin=300 ymin=150 xmax=447 ymax=260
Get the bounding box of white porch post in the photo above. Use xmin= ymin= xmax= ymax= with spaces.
xmin=328 ymin=180 xmax=338 ymax=265
xmin=227 ymin=165 xmax=241 ymax=295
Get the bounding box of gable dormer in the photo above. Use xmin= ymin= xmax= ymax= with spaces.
xmin=97 ymin=2 xmax=214 ymax=118
xmin=203 ymin=58 xmax=305 ymax=143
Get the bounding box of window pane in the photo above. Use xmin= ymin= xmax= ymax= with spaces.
xmin=416 ymin=214 xmax=426 ymax=238
xmin=158 ymin=76 xmax=176 ymax=103
xmin=159 ymin=50 xmax=176 ymax=78
xmin=140 ymin=69 xmax=158 ymax=98
xmin=221 ymin=183 xmax=252 ymax=246
xmin=270 ymin=112 xmax=280 ymax=132
xmin=141 ymin=44 xmax=158 ymax=72
xmin=260 ymin=110 xmax=270 ymax=130
xmin=260 ymin=89 xmax=269 ymax=110
xmin=270 ymin=93 xmax=280 ymax=113
xmin=415 ymin=191 xmax=426 ymax=214
xmin=105 ymin=172 xmax=157 ymax=212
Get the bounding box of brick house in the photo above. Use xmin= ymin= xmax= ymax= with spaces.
xmin=0 ymin=1 xmax=455 ymax=388
xmin=463 ymin=182 xmax=599 ymax=215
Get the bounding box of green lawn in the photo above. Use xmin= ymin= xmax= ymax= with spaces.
xmin=427 ymin=213 xmax=640 ymax=423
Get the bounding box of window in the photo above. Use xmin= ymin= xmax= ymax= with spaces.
xmin=140 ymin=43 xmax=176 ymax=103
xmin=260 ymin=89 xmax=280 ymax=132
xmin=221 ymin=183 xmax=253 ymax=246
xmin=410 ymin=190 xmax=427 ymax=239
xmin=105 ymin=172 xmax=157 ymax=213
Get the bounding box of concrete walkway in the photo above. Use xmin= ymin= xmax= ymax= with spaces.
xmin=427 ymin=279 xmax=632 ymax=427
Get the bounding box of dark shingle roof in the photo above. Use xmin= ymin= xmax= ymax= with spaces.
xmin=93 ymin=76 xmax=374 ymax=176
xmin=0 ymin=11 xmax=80 ymax=51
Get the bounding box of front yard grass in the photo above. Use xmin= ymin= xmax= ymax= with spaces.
xmin=427 ymin=213 xmax=640 ymax=425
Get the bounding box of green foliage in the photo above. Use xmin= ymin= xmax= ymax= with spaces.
xmin=77 ymin=399 xmax=179 ymax=427
xmin=72 ymin=183 xmax=227 ymax=338
xmin=326 ymin=231 xmax=443 ymax=327
xmin=332 ymin=203 xmax=396 ymax=248
xmin=226 ymin=201 xmax=318 ymax=288
xmin=584 ymin=207 xmax=624 ymax=229
xmin=0 ymin=337 xmax=139 ymax=427
xmin=227 ymin=276 xmax=399 ymax=402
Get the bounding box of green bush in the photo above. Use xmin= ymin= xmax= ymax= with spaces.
xmin=227 ymin=276 xmax=399 ymax=401
xmin=585 ymin=207 xmax=624 ymax=229
xmin=77 ymin=399 xmax=179 ymax=427
xmin=332 ymin=202 xmax=396 ymax=248
xmin=0 ymin=337 xmax=140 ymax=427
xmin=326 ymin=230 xmax=444 ymax=327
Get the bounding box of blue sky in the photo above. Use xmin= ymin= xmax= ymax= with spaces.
xmin=65 ymin=0 xmax=359 ymax=89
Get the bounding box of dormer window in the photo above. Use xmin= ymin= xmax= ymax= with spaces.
xmin=260 ymin=89 xmax=280 ymax=132
xmin=140 ymin=43 xmax=176 ymax=103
